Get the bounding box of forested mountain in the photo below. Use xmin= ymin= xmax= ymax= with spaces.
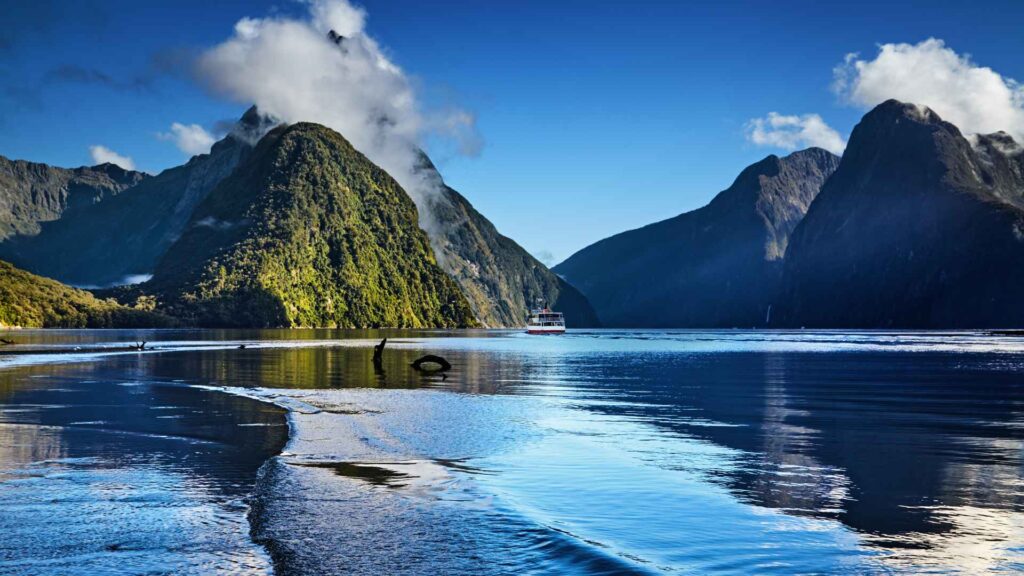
xmin=139 ymin=123 xmax=478 ymax=328
xmin=0 ymin=260 xmax=169 ymax=328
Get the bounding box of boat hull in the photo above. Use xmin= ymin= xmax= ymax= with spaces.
xmin=526 ymin=327 xmax=565 ymax=335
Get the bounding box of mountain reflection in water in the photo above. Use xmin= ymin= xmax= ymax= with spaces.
xmin=0 ymin=329 xmax=1022 ymax=574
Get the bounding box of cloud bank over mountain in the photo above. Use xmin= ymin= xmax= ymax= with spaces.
xmin=834 ymin=38 xmax=1024 ymax=142
xmin=194 ymin=0 xmax=480 ymax=226
xmin=746 ymin=38 xmax=1024 ymax=156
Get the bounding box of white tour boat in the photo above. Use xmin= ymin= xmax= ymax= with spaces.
xmin=526 ymin=307 xmax=566 ymax=335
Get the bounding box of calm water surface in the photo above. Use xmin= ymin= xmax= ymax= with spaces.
xmin=1 ymin=329 xmax=1023 ymax=574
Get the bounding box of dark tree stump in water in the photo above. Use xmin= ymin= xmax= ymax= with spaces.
xmin=373 ymin=338 xmax=387 ymax=367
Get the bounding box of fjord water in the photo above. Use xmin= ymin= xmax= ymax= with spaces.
xmin=1 ymin=330 xmax=1024 ymax=574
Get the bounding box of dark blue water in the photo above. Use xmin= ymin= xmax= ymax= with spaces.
xmin=1 ymin=330 xmax=1023 ymax=574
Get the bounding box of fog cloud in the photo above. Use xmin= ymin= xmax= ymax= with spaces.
xmin=158 ymin=122 xmax=216 ymax=156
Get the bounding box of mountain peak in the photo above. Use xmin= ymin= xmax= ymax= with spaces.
xmin=222 ymin=105 xmax=279 ymax=149
xmin=146 ymin=113 xmax=478 ymax=328
xmin=866 ymin=99 xmax=943 ymax=124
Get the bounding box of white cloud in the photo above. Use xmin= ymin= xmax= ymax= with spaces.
xmin=833 ymin=38 xmax=1024 ymax=141
xmin=88 ymin=145 xmax=136 ymax=170
xmin=745 ymin=112 xmax=846 ymax=154
xmin=158 ymin=122 xmax=216 ymax=156
xmin=194 ymin=0 xmax=480 ymax=234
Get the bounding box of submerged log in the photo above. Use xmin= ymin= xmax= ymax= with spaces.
xmin=411 ymin=354 xmax=452 ymax=372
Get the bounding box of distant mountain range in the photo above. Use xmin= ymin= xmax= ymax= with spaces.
xmin=0 ymin=107 xmax=266 ymax=287
xmin=558 ymin=99 xmax=1024 ymax=328
xmin=0 ymin=109 xmax=598 ymax=328
xmin=0 ymin=157 xmax=146 ymax=242
xmin=555 ymin=148 xmax=839 ymax=327
xmin=6 ymin=98 xmax=1024 ymax=329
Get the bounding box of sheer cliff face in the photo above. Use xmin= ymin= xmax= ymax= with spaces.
xmin=416 ymin=160 xmax=600 ymax=328
xmin=555 ymin=148 xmax=839 ymax=327
xmin=0 ymin=159 xmax=147 ymax=241
xmin=0 ymin=109 xmax=262 ymax=287
xmin=780 ymin=100 xmax=1024 ymax=328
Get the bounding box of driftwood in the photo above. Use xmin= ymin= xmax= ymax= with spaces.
xmin=131 ymin=341 xmax=147 ymax=351
xmin=372 ymin=338 xmax=387 ymax=366
xmin=238 ymin=344 xmax=247 ymax=349
xmin=0 ymin=338 xmax=14 ymax=346
xmin=411 ymin=354 xmax=452 ymax=372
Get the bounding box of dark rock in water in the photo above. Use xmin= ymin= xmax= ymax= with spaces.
xmin=779 ymin=100 xmax=1024 ymax=328
xmin=555 ymin=148 xmax=839 ymax=327
xmin=411 ymin=354 xmax=452 ymax=372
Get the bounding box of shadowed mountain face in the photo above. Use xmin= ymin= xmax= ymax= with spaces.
xmin=780 ymin=100 xmax=1024 ymax=328
xmin=142 ymin=123 xmax=477 ymax=329
xmin=555 ymin=148 xmax=839 ymax=327
xmin=417 ymin=158 xmax=600 ymax=328
xmin=0 ymin=108 xmax=269 ymax=287
xmin=0 ymin=158 xmax=147 ymax=241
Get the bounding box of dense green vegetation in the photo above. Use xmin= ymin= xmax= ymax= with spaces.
xmin=144 ymin=123 xmax=478 ymax=328
xmin=0 ymin=260 xmax=171 ymax=328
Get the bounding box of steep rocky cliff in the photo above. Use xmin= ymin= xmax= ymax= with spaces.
xmin=0 ymin=158 xmax=146 ymax=240
xmin=556 ymin=148 xmax=839 ymax=327
xmin=0 ymin=108 xmax=268 ymax=286
xmin=780 ymin=100 xmax=1024 ymax=327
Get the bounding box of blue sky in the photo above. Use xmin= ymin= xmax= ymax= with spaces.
xmin=2 ymin=0 xmax=1023 ymax=264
